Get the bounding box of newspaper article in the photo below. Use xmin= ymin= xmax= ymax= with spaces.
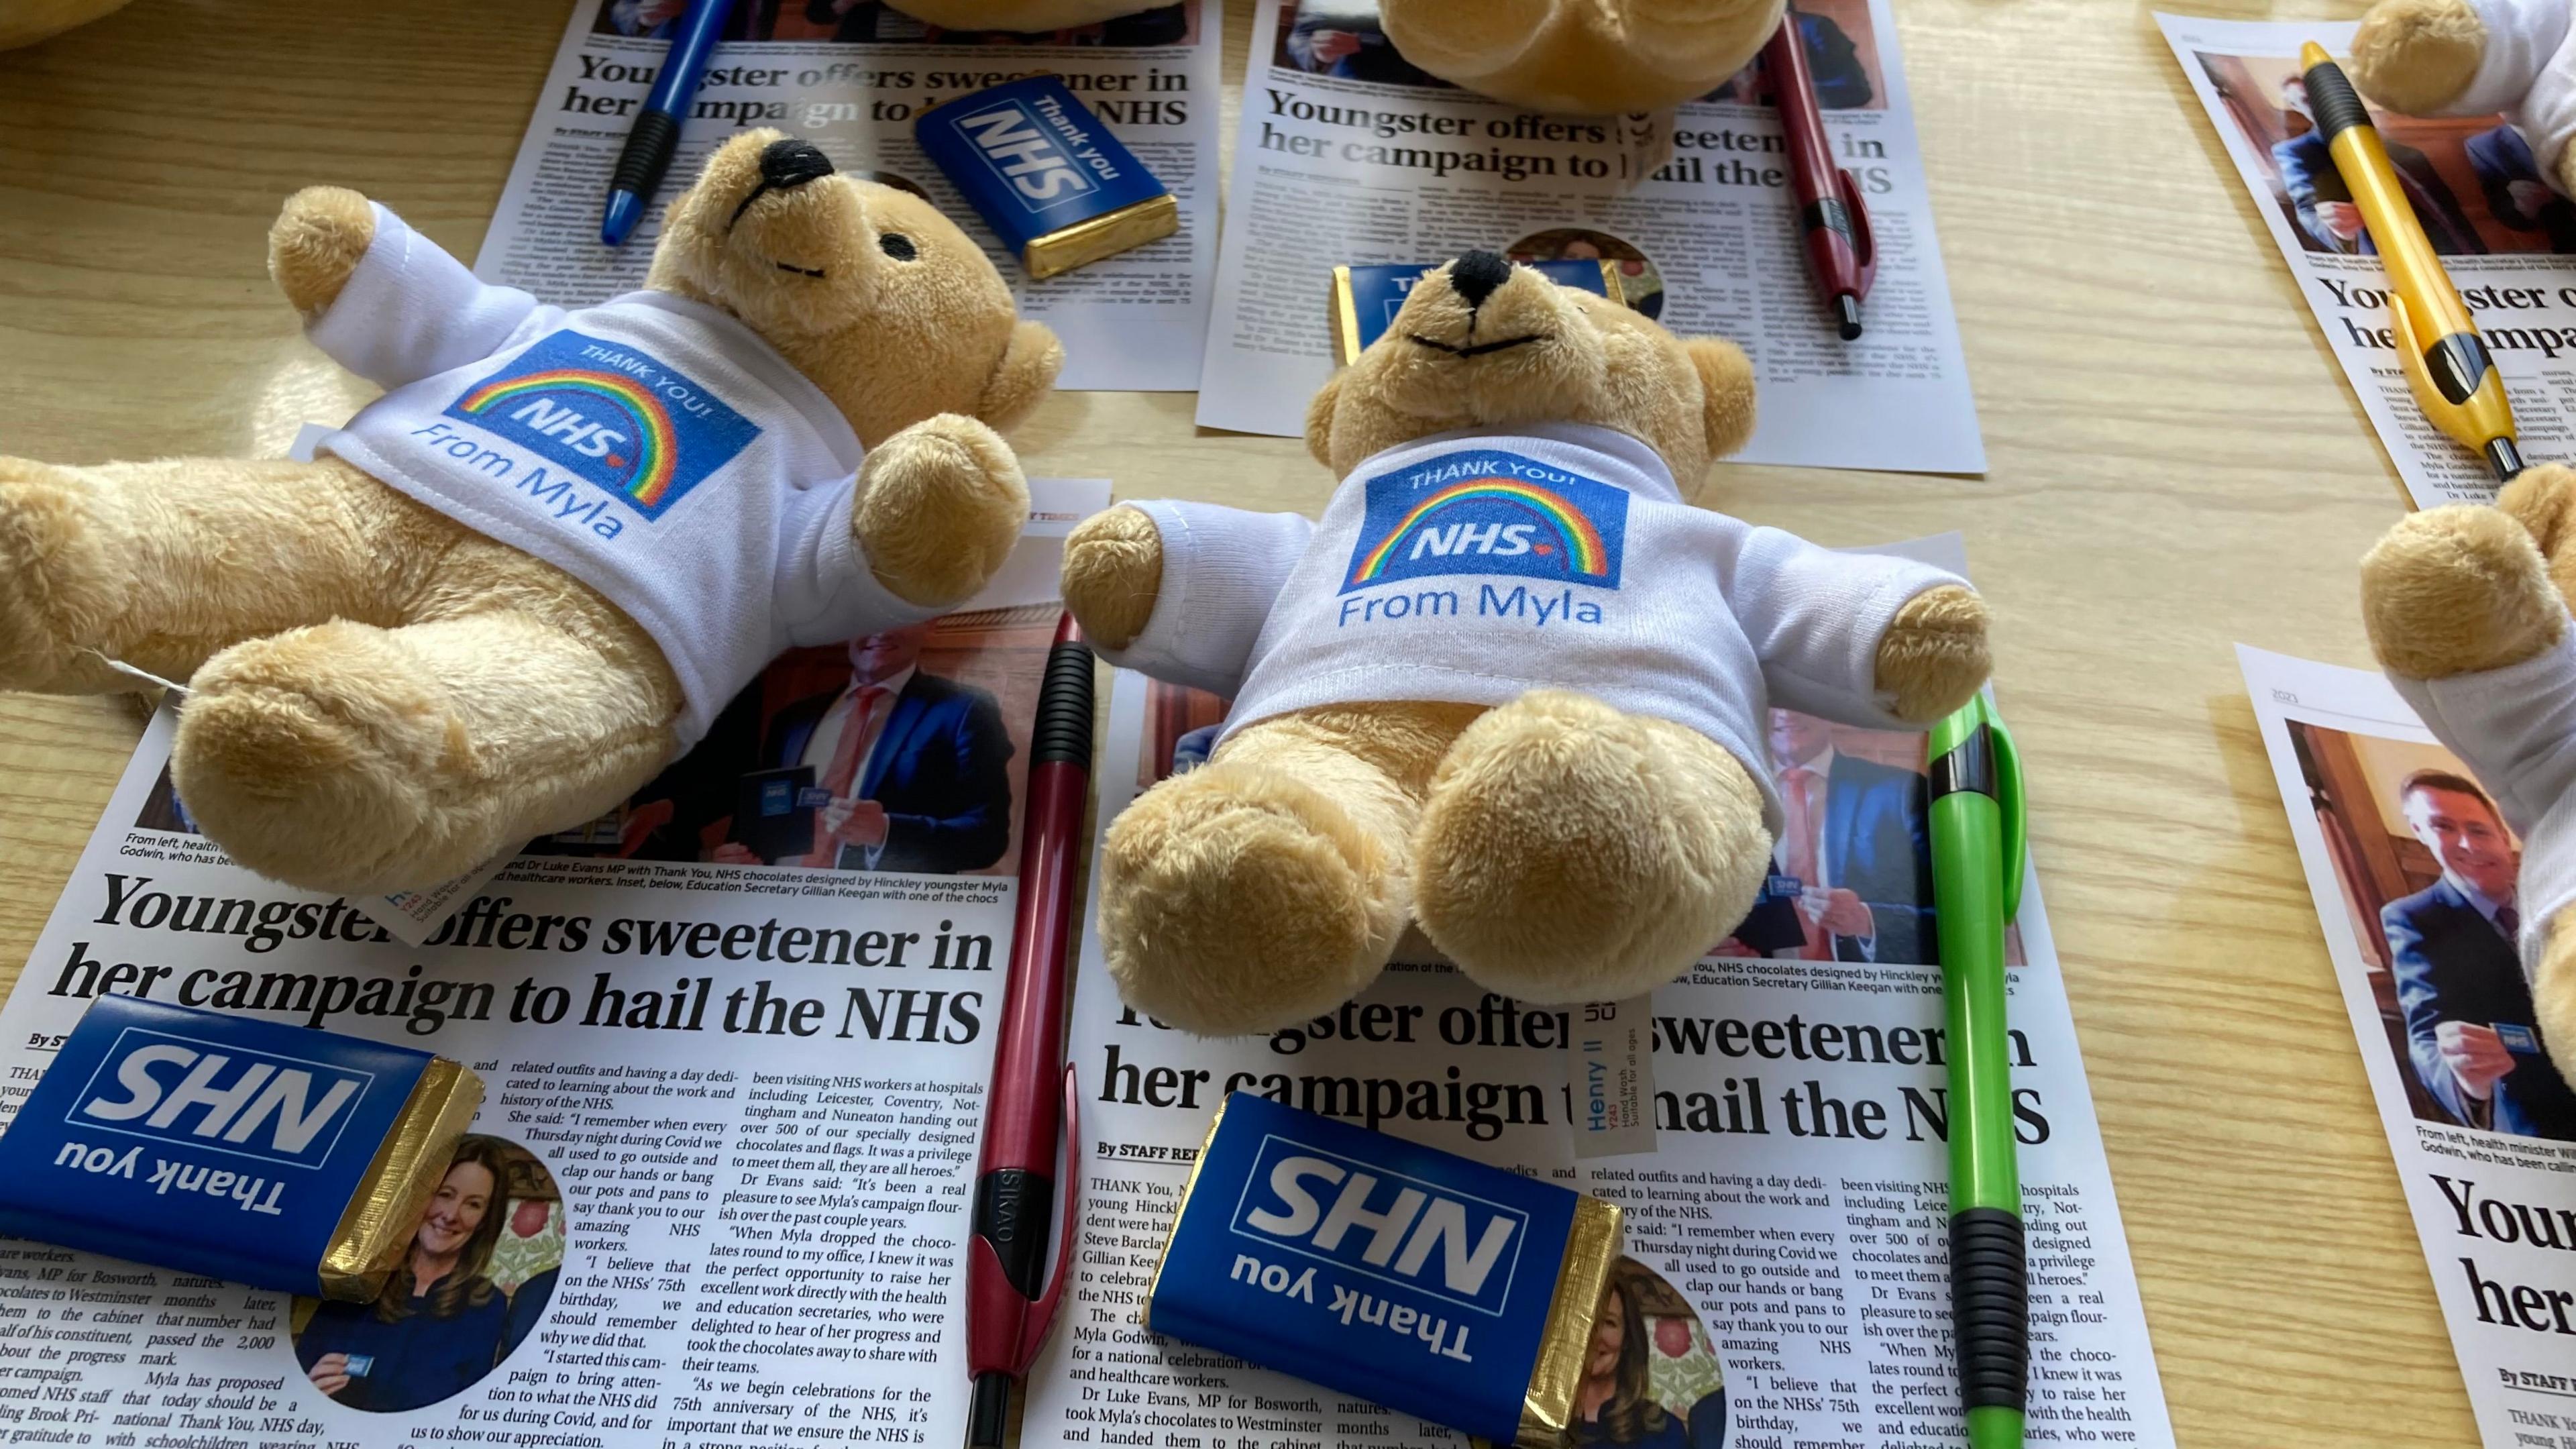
xmin=2161 ymin=15 xmax=2576 ymax=508
xmin=2242 ymin=646 xmax=2576 ymax=1446
xmin=476 ymin=0 xmax=1221 ymax=392
xmin=0 ymin=488 xmax=1106 ymax=1448
xmin=1021 ymin=553 xmax=2172 ymax=1449
xmin=1192 ymin=0 xmax=1986 ymax=475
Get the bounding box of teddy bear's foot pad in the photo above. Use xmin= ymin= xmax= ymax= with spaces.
xmin=2364 ymin=501 xmax=2566 ymax=680
xmin=1414 ymin=690 xmax=1770 ymax=1005
xmin=1100 ymin=761 xmax=1403 ymax=1037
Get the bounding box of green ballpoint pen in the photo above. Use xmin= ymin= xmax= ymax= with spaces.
xmin=1926 ymin=692 xmax=2028 ymax=1449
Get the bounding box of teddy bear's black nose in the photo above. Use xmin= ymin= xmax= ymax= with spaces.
xmin=759 ymin=138 xmax=836 ymax=191
xmin=1448 ymin=250 xmax=1513 ymax=308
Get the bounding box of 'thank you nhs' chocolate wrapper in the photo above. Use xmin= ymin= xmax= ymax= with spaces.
xmin=0 ymin=994 xmax=482 ymax=1301
xmin=1147 ymin=1093 xmax=1623 ymax=1447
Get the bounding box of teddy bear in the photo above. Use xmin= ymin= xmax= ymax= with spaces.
xmin=2349 ymin=0 xmax=2576 ymax=197
xmin=894 ymin=0 xmax=1783 ymax=115
xmin=0 ymin=0 xmax=132 ymax=50
xmin=1060 ymin=252 xmax=1992 ymax=1036
xmin=2361 ymin=468 xmax=2576 ymax=1130
xmin=0 ymin=128 xmax=1061 ymax=896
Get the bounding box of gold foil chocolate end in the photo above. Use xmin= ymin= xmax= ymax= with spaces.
xmin=1143 ymin=1093 xmax=1235 ymax=1336
xmin=1591 ymin=258 xmax=1627 ymax=309
xmin=1517 ymin=1195 xmax=1624 ymax=1448
xmin=1332 ymin=266 xmax=1364 ymax=367
xmin=1024 ymin=193 xmax=1180 ymax=279
xmin=316 ymin=1060 xmax=484 ymax=1302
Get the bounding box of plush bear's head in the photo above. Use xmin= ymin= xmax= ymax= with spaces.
xmin=1306 ymin=252 xmax=1756 ymax=491
xmin=647 ymin=129 xmax=1062 ymax=447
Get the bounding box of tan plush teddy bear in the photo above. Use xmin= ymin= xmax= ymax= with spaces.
xmin=0 ymin=129 xmax=1061 ymax=896
xmin=2349 ymin=0 xmax=2576 ymax=196
xmin=2361 ymin=470 xmax=2576 ymax=1133
xmin=1061 ymin=253 xmax=1991 ymax=1036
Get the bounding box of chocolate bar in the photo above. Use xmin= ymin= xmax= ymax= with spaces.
xmin=916 ymin=75 xmax=1179 ymax=279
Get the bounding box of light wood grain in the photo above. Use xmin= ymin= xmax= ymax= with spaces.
xmin=0 ymin=0 xmax=2481 ymax=1442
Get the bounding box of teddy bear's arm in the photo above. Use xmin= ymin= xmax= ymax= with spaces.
xmin=1725 ymin=527 xmax=1986 ymax=728
xmin=1072 ymin=501 xmax=1316 ymax=701
xmin=297 ymin=203 xmax=549 ymax=392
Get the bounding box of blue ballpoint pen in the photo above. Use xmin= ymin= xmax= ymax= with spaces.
xmin=601 ymin=0 xmax=738 ymax=247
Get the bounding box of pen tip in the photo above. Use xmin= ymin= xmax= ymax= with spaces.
xmin=1835 ymin=295 xmax=1863 ymax=341
xmin=601 ymin=192 xmax=642 ymax=248
xmin=967 ymin=1373 xmax=1012 ymax=1449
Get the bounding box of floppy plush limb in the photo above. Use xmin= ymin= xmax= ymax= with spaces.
xmin=1073 ymin=502 xmax=1317 ymax=701
xmin=2351 ymin=0 xmax=2490 ymax=115
xmin=1411 ymin=690 xmax=1770 ymax=1004
xmin=1098 ymin=701 xmax=1478 ymax=1036
xmin=849 ymin=413 xmax=1029 ymax=608
xmin=2360 ymin=486 xmax=2570 ymax=680
xmin=0 ymin=455 xmax=447 ymax=694
xmin=268 ymin=186 xmax=378 ymax=320
xmin=1379 ymin=0 xmax=1782 ymax=113
xmin=1874 ymin=584 xmax=1994 ymax=724
xmin=1061 ymin=506 xmax=1164 ymax=651
xmin=2535 ymin=916 xmax=2576 ymax=1094
xmin=171 ymin=538 xmax=683 ymax=895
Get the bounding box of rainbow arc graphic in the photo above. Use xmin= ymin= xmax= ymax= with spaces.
xmin=455 ymin=368 xmax=680 ymax=508
xmin=1348 ymin=477 xmax=1610 ymax=587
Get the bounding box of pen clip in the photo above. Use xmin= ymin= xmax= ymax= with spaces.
xmin=1987 ymin=702 xmax=2026 ymax=923
xmin=1837 ymin=166 xmax=1876 ymax=300
xmin=1015 ymin=1063 xmax=1083 ymax=1373
xmin=2385 ymin=290 xmax=2450 ymax=430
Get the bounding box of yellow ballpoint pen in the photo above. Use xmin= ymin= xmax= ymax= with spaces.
xmin=2300 ymin=41 xmax=2524 ymax=482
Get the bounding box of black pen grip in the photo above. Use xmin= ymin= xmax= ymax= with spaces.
xmin=1949 ymin=1208 xmax=2028 ymax=1411
xmin=609 ymin=108 xmax=684 ymax=200
xmin=1029 ymin=639 xmax=1095 ymax=767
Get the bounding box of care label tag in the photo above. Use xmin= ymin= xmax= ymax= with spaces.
xmin=1569 ymin=996 xmax=1658 ymax=1159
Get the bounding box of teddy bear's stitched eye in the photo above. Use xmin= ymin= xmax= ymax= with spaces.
xmin=879 ymin=233 xmax=918 ymax=261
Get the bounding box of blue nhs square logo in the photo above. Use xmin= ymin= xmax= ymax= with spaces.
xmin=68 ymin=1028 xmax=374 ymax=1170
xmin=1227 ymin=1133 xmax=1527 ymax=1316
xmin=954 ymin=101 xmax=1097 ymax=215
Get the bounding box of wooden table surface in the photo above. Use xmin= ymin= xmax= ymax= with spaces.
xmin=0 ymin=0 xmax=2474 ymax=1443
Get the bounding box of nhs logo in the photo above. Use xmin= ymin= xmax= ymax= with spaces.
xmin=955 ymin=101 xmax=1097 ymax=213
xmin=68 ymin=1029 xmax=373 ymax=1171
xmin=1229 ymin=1134 xmax=1527 ymax=1316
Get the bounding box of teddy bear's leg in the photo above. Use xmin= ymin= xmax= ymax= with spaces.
xmin=1413 ymin=690 xmax=1770 ymax=1005
xmin=170 ymin=539 xmax=681 ymax=894
xmin=2532 ymin=912 xmax=2576 ymax=1093
xmin=2351 ymin=0 xmax=2490 ymax=116
xmin=1876 ymin=584 xmax=1995 ymax=724
xmin=1099 ymin=701 xmax=1479 ymax=1036
xmin=1381 ymin=0 xmax=1780 ymax=111
xmin=0 ymin=455 xmax=437 ymax=695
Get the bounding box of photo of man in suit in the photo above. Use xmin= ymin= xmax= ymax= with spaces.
xmin=1765 ymin=710 xmax=1936 ymax=965
xmin=2382 ymin=770 xmax=2576 ymax=1140
xmin=711 ymin=623 xmax=1015 ymax=873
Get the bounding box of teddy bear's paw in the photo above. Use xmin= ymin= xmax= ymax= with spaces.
xmin=2498 ymin=462 xmax=2576 ymax=602
xmin=2362 ymin=504 xmax=2564 ymax=680
xmin=0 ymin=457 xmax=124 ymax=692
xmin=852 ymin=413 xmax=1030 ymax=608
xmin=1414 ymin=690 xmax=1769 ymax=1004
xmin=1099 ymin=762 xmax=1401 ymax=1036
xmin=1874 ymin=584 xmax=1992 ymax=725
xmin=268 ymin=186 xmax=378 ymax=320
xmin=2351 ymin=0 xmax=2487 ymax=117
xmin=171 ymin=623 xmax=482 ymax=894
xmin=1377 ymin=0 xmax=1556 ymax=70
xmin=1062 ymin=506 xmax=1165 ymax=651
xmin=2532 ymin=912 xmax=2576 ymax=1091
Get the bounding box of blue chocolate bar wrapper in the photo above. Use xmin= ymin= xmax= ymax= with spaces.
xmin=0 ymin=995 xmax=482 ymax=1299
xmin=915 ymin=74 xmax=1173 ymax=274
xmin=1148 ymin=1093 xmax=1621 ymax=1446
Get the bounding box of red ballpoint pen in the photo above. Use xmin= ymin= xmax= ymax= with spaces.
xmin=1766 ymin=5 xmax=1875 ymax=339
xmin=965 ymin=614 xmax=1091 ymax=1449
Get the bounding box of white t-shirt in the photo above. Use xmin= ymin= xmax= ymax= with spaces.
xmin=1095 ymin=423 xmax=1967 ymax=833
xmin=306 ymin=204 xmax=932 ymax=745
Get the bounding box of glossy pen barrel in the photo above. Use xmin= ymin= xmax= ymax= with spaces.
xmin=2300 ymin=44 xmax=2519 ymax=477
xmin=1927 ymin=709 xmax=2025 ymax=1449
xmin=1766 ymin=7 xmax=1870 ymax=337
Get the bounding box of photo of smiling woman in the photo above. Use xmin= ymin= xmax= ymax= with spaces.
xmin=292 ymin=1136 xmax=565 ymax=1413
xmin=1566 ymin=1258 xmax=1727 ymax=1449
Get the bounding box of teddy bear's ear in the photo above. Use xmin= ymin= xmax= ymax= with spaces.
xmin=1684 ymin=337 xmax=1758 ymax=460
xmin=1303 ymin=372 xmax=1345 ymax=471
xmin=977 ymin=321 xmax=1064 ymax=431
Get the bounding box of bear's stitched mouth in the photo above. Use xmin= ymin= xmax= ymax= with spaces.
xmin=1407 ymin=333 xmax=1548 ymax=358
xmin=773 ymin=260 xmax=827 ymax=278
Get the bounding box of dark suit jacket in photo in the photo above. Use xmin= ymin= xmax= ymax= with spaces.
xmin=757 ymin=672 xmax=1015 ymax=874
xmin=1820 ymin=752 xmax=1935 ymax=965
xmin=2383 ymin=879 xmax=2576 ymax=1140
